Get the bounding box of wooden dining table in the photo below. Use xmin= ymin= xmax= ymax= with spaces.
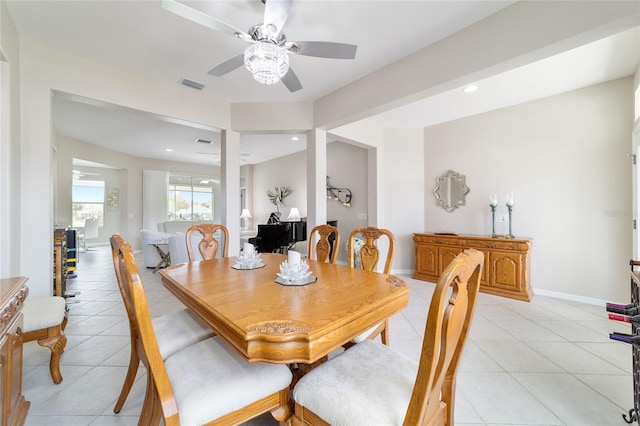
xmin=159 ymin=253 xmax=410 ymax=364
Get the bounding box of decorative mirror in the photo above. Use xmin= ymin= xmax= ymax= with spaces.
xmin=433 ymin=170 xmax=470 ymax=212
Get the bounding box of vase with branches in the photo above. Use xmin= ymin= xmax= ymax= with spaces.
xmin=266 ymin=186 xmax=292 ymax=213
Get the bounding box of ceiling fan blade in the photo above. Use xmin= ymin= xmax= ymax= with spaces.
xmin=208 ymin=54 xmax=245 ymax=77
xmin=263 ymin=0 xmax=293 ymax=35
xmin=287 ymin=41 xmax=357 ymax=59
xmin=161 ymin=0 xmax=248 ymax=39
xmin=281 ymin=68 xmax=302 ymax=93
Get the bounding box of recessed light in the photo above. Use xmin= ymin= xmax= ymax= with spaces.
xmin=165 ymin=148 xmax=173 ymax=152
xmin=463 ymin=84 xmax=478 ymax=93
xmin=291 ymin=136 xmax=299 ymax=141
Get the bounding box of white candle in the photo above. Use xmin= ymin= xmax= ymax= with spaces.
xmin=243 ymin=242 xmax=254 ymax=254
xmin=288 ymin=250 xmax=301 ymax=266
xmin=489 ymin=194 xmax=498 ymax=207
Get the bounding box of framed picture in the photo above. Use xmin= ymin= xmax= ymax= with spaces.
xmin=106 ymin=188 xmax=119 ymax=211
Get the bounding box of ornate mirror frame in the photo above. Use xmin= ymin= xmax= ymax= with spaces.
xmin=433 ymin=170 xmax=470 ymax=212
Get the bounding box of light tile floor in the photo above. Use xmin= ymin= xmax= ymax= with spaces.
xmin=22 ymin=245 xmax=635 ymax=425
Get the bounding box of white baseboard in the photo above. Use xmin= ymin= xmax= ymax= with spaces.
xmin=533 ymin=288 xmax=606 ymax=307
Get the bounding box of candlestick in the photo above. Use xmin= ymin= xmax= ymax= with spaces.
xmin=507 ymin=204 xmax=515 ymax=238
xmin=490 ymin=204 xmax=498 ymax=237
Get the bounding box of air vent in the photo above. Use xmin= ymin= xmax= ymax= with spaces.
xmin=195 ymin=139 xmax=213 ymax=145
xmin=181 ymin=79 xmax=205 ymax=90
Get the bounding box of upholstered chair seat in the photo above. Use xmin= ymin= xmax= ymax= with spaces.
xmin=22 ymin=296 xmax=68 ymax=384
xmin=293 ymin=340 xmax=417 ymax=425
xmin=153 ymin=310 xmax=212 ymax=359
xmin=164 ymin=337 xmax=292 ymax=426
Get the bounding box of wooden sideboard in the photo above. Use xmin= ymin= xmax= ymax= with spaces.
xmin=0 ymin=277 xmax=29 ymax=426
xmin=413 ymin=233 xmax=532 ymax=301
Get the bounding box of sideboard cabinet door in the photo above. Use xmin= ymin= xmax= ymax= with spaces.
xmin=438 ymin=247 xmax=463 ymax=277
xmin=415 ymin=244 xmax=438 ymax=278
xmin=488 ymin=251 xmax=526 ymax=293
xmin=0 ymin=278 xmax=29 ymax=426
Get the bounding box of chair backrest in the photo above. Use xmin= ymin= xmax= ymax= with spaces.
xmin=110 ymin=234 xmax=138 ymax=370
xmin=347 ymin=227 xmax=395 ymax=274
xmin=110 ymin=235 xmax=181 ymax=424
xmin=308 ymin=224 xmax=340 ymax=264
xmin=110 ymin=235 xmax=137 ymax=335
xmin=404 ymin=248 xmax=483 ymax=425
xmin=185 ymin=224 xmax=229 ymax=261
xmin=84 ymin=218 xmax=99 ymax=239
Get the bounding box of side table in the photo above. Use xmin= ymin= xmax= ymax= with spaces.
xmin=149 ymin=242 xmax=171 ymax=273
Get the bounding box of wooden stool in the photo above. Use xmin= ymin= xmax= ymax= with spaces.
xmin=22 ymin=297 xmax=68 ymax=384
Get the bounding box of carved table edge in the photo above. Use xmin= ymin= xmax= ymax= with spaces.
xmin=247 ymin=320 xmax=311 ymax=335
xmin=387 ymin=275 xmax=407 ymax=287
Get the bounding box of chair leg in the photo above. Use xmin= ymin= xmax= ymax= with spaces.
xmin=113 ymin=341 xmax=140 ymax=413
xmin=36 ymin=329 xmax=67 ymax=384
xmin=381 ymin=319 xmax=390 ymax=346
xmin=269 ymin=388 xmax=291 ymax=422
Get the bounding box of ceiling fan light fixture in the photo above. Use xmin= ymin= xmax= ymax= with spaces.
xmin=244 ymin=42 xmax=289 ymax=85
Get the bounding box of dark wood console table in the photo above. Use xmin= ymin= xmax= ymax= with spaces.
xmin=0 ymin=277 xmax=30 ymax=425
xmin=413 ymin=233 xmax=532 ymax=301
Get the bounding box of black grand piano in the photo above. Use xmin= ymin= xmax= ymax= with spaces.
xmin=248 ymin=219 xmax=338 ymax=254
xmin=249 ymin=220 xmax=307 ymax=253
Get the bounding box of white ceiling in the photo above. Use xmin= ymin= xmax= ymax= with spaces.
xmin=6 ymin=1 xmax=640 ymax=167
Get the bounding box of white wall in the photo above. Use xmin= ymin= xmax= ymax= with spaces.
xmin=252 ymin=150 xmax=307 ymax=225
xmin=19 ymin=39 xmax=230 ymax=298
xmin=0 ymin=0 xmax=20 ymax=278
xmin=423 ymin=77 xmax=634 ymax=302
xmin=382 ymin=129 xmax=425 ymax=274
xmin=142 ymin=170 xmax=169 ymax=231
xmin=326 ymin=141 xmax=368 ymax=264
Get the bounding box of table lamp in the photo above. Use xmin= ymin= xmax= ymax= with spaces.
xmin=240 ymin=208 xmax=252 ymax=231
xmin=286 ymin=207 xmax=301 ymax=221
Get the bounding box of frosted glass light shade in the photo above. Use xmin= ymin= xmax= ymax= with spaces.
xmin=244 ymin=42 xmax=289 ymax=85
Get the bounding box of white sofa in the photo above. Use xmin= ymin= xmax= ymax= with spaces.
xmin=157 ymin=220 xmax=216 ymax=234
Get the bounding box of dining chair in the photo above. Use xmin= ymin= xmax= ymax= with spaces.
xmin=307 ymin=224 xmax=340 ymax=263
xmin=79 ymin=217 xmax=99 ymax=251
xmin=291 ymin=248 xmax=484 ymax=426
xmin=109 ymin=235 xmax=214 ymax=413
xmin=185 ymin=223 xmax=229 ymax=261
xmin=346 ymin=226 xmax=395 ymax=345
xmin=110 ymin=236 xmax=292 ymax=425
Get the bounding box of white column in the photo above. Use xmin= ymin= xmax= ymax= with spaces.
xmin=221 ymin=130 xmax=241 ymax=255
xmin=306 ymin=128 xmax=327 ymax=235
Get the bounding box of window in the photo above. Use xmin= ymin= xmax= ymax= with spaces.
xmin=72 ymin=179 xmax=105 ymax=228
xmin=168 ymin=175 xmax=215 ymax=221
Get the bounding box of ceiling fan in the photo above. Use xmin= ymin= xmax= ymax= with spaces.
xmin=72 ymin=170 xmax=100 ymax=179
xmin=160 ymin=0 xmax=357 ymax=92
